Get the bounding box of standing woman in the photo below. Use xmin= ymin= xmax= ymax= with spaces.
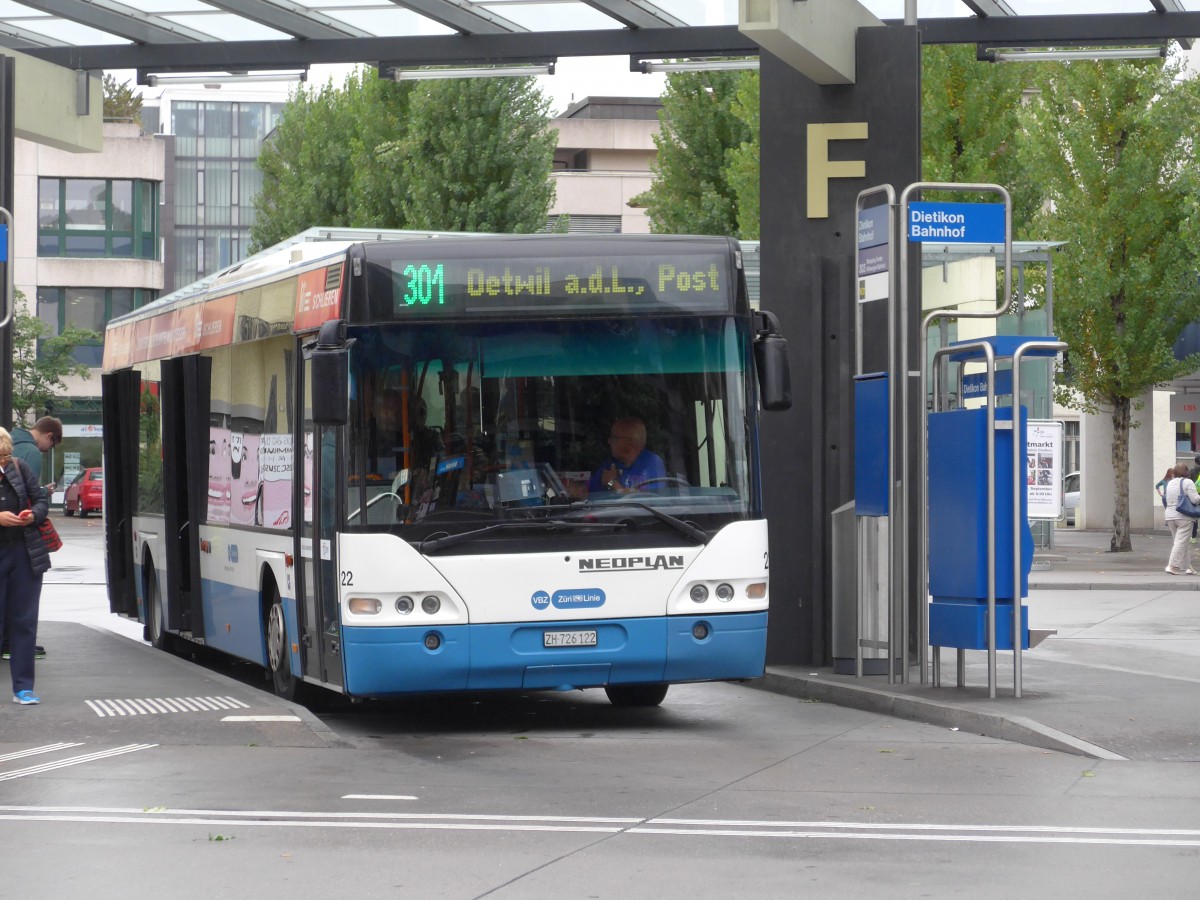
xmin=0 ymin=428 xmax=51 ymax=704
xmin=1163 ymin=462 xmax=1200 ymax=576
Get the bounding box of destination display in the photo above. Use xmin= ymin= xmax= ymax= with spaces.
xmin=384 ymin=253 xmax=734 ymax=317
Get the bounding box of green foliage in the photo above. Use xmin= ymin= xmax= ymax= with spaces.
xmin=1017 ymin=56 xmax=1200 ymax=410
xmin=920 ymin=45 xmax=1041 ymax=233
xmin=726 ymin=75 xmax=760 ymax=240
xmin=250 ymin=69 xmax=555 ymax=251
xmin=102 ymin=74 xmax=142 ymax=124
xmin=400 ymin=77 xmax=556 ymax=233
xmin=250 ymin=72 xmax=374 ymax=252
xmin=10 ymin=305 xmax=98 ymax=426
xmin=633 ymin=70 xmax=756 ymax=237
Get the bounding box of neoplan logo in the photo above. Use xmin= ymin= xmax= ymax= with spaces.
xmin=578 ymin=555 xmax=684 ymax=572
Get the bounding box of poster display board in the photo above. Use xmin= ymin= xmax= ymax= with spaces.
xmin=1026 ymin=420 xmax=1063 ymax=519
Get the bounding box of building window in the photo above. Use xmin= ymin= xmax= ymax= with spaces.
xmin=36 ymin=287 xmax=156 ymax=366
xmin=37 ymin=178 xmax=159 ymax=259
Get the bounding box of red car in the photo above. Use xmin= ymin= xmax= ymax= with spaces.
xmin=64 ymin=467 xmax=103 ymax=517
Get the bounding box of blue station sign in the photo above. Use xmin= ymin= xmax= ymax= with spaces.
xmin=908 ymin=202 xmax=1005 ymax=244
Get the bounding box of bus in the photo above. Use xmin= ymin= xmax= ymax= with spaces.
xmin=101 ymin=231 xmax=791 ymax=707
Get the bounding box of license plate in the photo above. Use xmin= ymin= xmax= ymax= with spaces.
xmin=543 ymin=630 xmax=598 ymax=648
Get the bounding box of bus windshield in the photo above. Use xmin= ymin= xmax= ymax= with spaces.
xmin=343 ymin=316 xmax=754 ymax=550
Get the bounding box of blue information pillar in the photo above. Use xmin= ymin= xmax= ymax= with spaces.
xmin=928 ymin=403 xmax=1031 ymax=650
xmin=926 ymin=336 xmax=1061 ymax=695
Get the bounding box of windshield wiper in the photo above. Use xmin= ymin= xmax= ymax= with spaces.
xmin=615 ymin=502 xmax=710 ymax=545
xmin=420 ymin=519 xmax=622 ymax=553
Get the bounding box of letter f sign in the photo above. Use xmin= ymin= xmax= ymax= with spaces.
xmin=807 ymin=122 xmax=868 ymax=218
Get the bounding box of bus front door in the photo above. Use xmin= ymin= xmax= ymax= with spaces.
xmin=298 ymin=365 xmax=345 ymax=691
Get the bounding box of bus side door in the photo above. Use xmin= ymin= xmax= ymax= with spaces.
xmin=102 ymin=369 xmax=140 ymax=618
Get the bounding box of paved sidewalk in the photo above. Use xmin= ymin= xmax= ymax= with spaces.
xmin=763 ymin=526 xmax=1200 ymax=762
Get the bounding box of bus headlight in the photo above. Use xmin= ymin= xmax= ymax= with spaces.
xmin=348 ymin=597 xmax=382 ymax=615
xmin=395 ymin=595 xmax=414 ymax=615
xmin=715 ymin=583 xmax=734 ymax=601
xmin=421 ymin=595 xmax=441 ymax=615
xmin=690 ymin=584 xmax=709 ymax=603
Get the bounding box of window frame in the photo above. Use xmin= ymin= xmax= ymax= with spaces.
xmin=37 ymin=177 xmax=159 ymax=259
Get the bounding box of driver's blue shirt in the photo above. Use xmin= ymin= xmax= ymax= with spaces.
xmin=588 ymin=448 xmax=667 ymax=493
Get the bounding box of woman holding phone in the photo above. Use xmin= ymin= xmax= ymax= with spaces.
xmin=0 ymin=427 xmax=51 ymax=705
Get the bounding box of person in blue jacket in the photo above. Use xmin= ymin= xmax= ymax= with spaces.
xmin=588 ymin=416 xmax=666 ymax=495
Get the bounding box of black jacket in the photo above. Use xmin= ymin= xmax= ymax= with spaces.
xmin=2 ymin=456 xmax=51 ymax=575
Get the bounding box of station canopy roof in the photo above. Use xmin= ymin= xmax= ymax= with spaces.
xmin=3 ymin=1 xmax=1200 ymax=78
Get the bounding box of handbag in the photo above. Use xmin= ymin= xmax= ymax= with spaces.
xmin=1176 ymin=479 xmax=1200 ymax=519
xmin=25 ymin=499 xmax=61 ymax=552
xmin=36 ymin=515 xmax=62 ymax=552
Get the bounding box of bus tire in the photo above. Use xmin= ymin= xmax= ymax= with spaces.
xmin=145 ymin=565 xmax=182 ymax=653
xmin=604 ymin=683 xmax=669 ymax=707
xmin=267 ymin=591 xmax=305 ymax=703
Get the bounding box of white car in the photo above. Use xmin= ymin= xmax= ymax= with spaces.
xmin=1063 ymin=471 xmax=1080 ymax=526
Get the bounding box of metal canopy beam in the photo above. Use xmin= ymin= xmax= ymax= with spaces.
xmin=24 ymin=25 xmax=759 ymax=71
xmin=387 ymin=0 xmax=526 ymax=35
xmin=0 ymin=24 xmax=68 ymax=52
xmin=17 ymin=0 xmax=207 ymax=44
xmin=960 ymin=1 xmax=1016 ymax=15
xmin=913 ymin=11 xmax=1200 ymax=46
xmin=205 ymin=1 xmax=372 ymax=40
xmin=579 ymin=0 xmax=685 ymax=30
xmin=19 ymin=12 xmax=1200 ymax=71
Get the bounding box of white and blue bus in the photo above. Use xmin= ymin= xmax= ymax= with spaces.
xmin=102 ymin=232 xmax=790 ymax=706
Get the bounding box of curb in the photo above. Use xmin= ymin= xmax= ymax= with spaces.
xmin=1029 ymin=581 xmax=1200 ymax=591
xmin=753 ymin=668 xmax=1128 ymax=761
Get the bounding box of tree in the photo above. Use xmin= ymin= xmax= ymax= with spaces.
xmin=725 ymin=73 xmax=760 ymax=240
xmin=102 ymin=74 xmax=142 ymax=124
xmin=250 ymin=69 xmax=556 ymax=250
xmin=632 ymin=69 xmax=755 ymax=238
xmin=921 ymin=45 xmax=1041 ymax=233
xmin=398 ymin=77 xmax=556 ymax=233
xmin=250 ymin=72 xmax=374 ymax=252
xmin=11 ymin=306 xmax=100 ymax=427
xmin=1018 ymin=55 xmax=1200 ymax=551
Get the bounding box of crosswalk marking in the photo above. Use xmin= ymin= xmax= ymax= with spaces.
xmin=0 ymin=744 xmax=157 ymax=781
xmin=0 ymin=742 xmax=84 ymax=763
xmin=84 ymin=696 xmax=251 ymax=718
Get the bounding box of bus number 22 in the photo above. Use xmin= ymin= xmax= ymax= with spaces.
xmin=341 ymin=570 xmax=354 ymax=586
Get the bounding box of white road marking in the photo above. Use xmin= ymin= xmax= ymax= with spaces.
xmin=342 ymin=794 xmax=419 ymax=801
xmin=85 ymin=696 xmax=251 ymax=717
xmin=220 ymin=715 xmax=301 ymax=722
xmin=0 ymin=743 xmax=84 ymax=763
xmin=0 ymin=745 xmax=157 ymax=781
xmin=0 ymin=805 xmax=1196 ymax=847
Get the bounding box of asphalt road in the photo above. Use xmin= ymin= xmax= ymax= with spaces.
xmin=2 ymin=515 xmax=1196 ymax=899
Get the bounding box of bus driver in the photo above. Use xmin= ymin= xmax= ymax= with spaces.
xmin=588 ymin=416 xmax=666 ymax=495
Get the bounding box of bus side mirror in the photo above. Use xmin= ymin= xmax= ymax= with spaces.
xmin=754 ymin=310 xmax=792 ymax=412
xmin=310 ymin=320 xmax=352 ymax=426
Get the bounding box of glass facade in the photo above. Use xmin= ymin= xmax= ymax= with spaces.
xmin=169 ymin=98 xmax=284 ymax=292
xmin=38 ymin=178 xmax=158 ymax=259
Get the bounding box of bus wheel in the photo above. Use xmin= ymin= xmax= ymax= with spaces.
xmin=146 ymin=567 xmax=172 ymax=652
xmin=604 ymin=684 xmax=669 ymax=707
xmin=267 ymin=594 xmax=304 ymax=702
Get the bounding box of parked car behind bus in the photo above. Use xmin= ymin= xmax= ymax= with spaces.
xmin=64 ymin=467 xmax=103 ymax=517
xmin=1063 ymin=471 xmax=1079 ymax=526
